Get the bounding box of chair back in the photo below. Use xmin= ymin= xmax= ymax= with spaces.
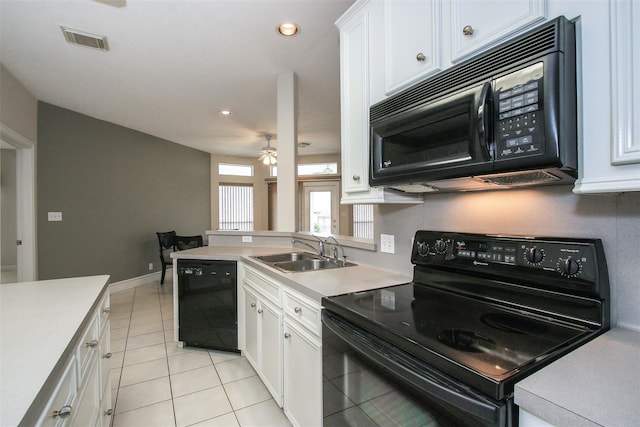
xmin=175 ymin=235 xmax=204 ymax=251
xmin=157 ymin=231 xmax=177 ymax=251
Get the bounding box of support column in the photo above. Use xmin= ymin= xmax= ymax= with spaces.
xmin=276 ymin=72 xmax=298 ymax=232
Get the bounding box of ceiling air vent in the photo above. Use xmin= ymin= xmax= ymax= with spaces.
xmin=61 ymin=27 xmax=109 ymax=51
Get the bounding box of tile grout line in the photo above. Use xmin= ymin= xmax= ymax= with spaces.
xmin=157 ymin=281 xmax=180 ymax=427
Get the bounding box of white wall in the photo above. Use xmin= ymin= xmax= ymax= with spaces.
xmin=364 ymin=186 xmax=640 ymax=330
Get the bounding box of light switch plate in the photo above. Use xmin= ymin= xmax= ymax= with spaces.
xmin=242 ymin=236 xmax=253 ymax=243
xmin=380 ymin=234 xmax=395 ymax=254
xmin=48 ymin=212 xmax=62 ymax=221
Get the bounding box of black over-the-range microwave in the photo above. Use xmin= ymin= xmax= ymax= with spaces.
xmin=370 ymin=16 xmax=577 ymax=193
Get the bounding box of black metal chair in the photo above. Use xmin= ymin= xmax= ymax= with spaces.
xmin=175 ymin=235 xmax=204 ymax=251
xmin=156 ymin=231 xmax=176 ymax=285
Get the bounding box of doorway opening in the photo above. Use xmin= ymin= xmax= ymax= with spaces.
xmin=0 ymin=124 xmax=36 ymax=283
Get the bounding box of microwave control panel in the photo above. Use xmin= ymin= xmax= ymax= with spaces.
xmin=494 ymin=62 xmax=545 ymax=160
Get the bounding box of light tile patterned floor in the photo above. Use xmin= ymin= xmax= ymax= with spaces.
xmin=109 ymin=278 xmax=292 ymax=427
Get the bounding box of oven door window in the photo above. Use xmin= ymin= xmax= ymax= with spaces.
xmin=370 ymin=82 xmax=493 ymax=185
xmin=323 ymin=311 xmax=509 ymax=427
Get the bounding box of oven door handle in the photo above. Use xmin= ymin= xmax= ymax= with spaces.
xmin=477 ymin=81 xmax=493 ymax=161
xmin=323 ymin=312 xmax=504 ymax=425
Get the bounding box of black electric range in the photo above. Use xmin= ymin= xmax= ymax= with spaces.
xmin=322 ymin=231 xmax=610 ymax=426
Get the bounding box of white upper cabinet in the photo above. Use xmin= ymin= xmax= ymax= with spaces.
xmin=336 ymin=0 xmax=423 ymax=204
xmin=449 ymin=0 xmax=547 ymax=62
xmin=564 ymin=0 xmax=640 ymax=193
xmin=609 ymin=0 xmax=640 ymax=167
xmin=384 ymin=0 xmax=443 ymax=95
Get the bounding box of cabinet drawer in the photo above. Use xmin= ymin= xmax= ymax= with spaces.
xmin=243 ymin=266 xmax=282 ymax=307
xmin=98 ymin=323 xmax=111 ymax=394
xmin=36 ymin=357 xmax=77 ymax=427
xmin=283 ymin=289 xmax=321 ymax=335
xmin=72 ymin=357 xmax=100 ymax=427
xmin=76 ymin=313 xmax=99 ymax=385
xmin=98 ymin=293 xmax=110 ymax=332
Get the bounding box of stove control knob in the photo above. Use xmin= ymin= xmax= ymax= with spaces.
xmin=416 ymin=242 xmax=429 ymax=256
xmin=558 ymin=257 xmax=581 ymax=277
xmin=525 ymin=246 xmax=545 ymax=264
xmin=434 ymin=239 xmax=447 ymax=254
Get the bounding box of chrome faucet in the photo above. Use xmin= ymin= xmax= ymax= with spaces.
xmin=291 ymin=238 xmax=324 ymax=257
xmin=323 ymin=235 xmax=347 ymax=265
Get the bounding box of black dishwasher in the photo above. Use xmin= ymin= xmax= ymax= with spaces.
xmin=177 ymin=259 xmax=239 ymax=352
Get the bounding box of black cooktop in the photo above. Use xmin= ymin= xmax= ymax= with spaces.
xmin=322 ymin=231 xmax=610 ymax=400
xmin=325 ymin=282 xmax=588 ymax=381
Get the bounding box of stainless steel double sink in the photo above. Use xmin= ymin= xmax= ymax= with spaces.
xmin=251 ymin=252 xmax=356 ymax=273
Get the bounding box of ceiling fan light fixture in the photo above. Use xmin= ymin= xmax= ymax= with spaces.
xmin=261 ymin=153 xmax=277 ymax=165
xmin=258 ymin=134 xmax=277 ymax=165
xmin=277 ymin=22 xmax=300 ymax=37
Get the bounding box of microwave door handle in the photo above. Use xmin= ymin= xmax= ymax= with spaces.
xmin=477 ymin=82 xmax=493 ymax=160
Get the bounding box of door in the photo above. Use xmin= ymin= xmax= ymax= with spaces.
xmin=283 ymin=319 xmax=322 ymax=427
xmin=260 ymin=298 xmax=283 ymax=406
xmin=0 ymin=125 xmax=36 ymax=283
xmin=243 ymin=287 xmax=258 ymax=368
xmin=302 ymin=181 xmax=340 ymax=235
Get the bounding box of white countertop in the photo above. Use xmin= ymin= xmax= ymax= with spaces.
xmin=171 ymin=246 xmax=413 ymax=301
xmin=515 ymin=327 xmax=640 ymax=427
xmin=0 ymin=275 xmax=110 ymax=427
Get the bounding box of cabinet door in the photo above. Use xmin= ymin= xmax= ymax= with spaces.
xmin=283 ymin=319 xmax=322 ymax=427
xmin=72 ymin=357 xmax=100 ymax=427
xmin=337 ymin=2 xmax=423 ymax=204
xmin=450 ymin=0 xmax=546 ymax=62
xmin=259 ymin=299 xmax=283 ymax=406
xmin=610 ymin=0 xmax=640 ymax=166
xmin=384 ymin=0 xmax=442 ymax=94
xmin=339 ymin=7 xmax=371 ymax=196
xmin=243 ymin=288 xmax=258 ymax=368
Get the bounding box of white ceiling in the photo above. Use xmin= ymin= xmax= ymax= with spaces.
xmin=0 ymin=0 xmax=355 ymax=156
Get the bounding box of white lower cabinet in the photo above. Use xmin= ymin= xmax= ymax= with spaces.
xmin=241 ymin=265 xmax=323 ymax=426
xmin=35 ymin=292 xmax=112 ymax=427
xmin=283 ymin=318 xmax=322 ymax=427
xmin=242 ymin=269 xmax=283 ymax=406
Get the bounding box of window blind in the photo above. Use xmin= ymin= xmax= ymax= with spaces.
xmin=219 ymin=184 xmax=254 ymax=231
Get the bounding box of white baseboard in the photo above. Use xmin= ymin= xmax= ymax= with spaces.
xmin=108 ymin=269 xmax=172 ymax=293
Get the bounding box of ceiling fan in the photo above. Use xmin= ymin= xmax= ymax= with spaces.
xmin=258 ymin=134 xmax=277 ymax=165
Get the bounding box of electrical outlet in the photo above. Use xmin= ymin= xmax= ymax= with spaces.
xmin=148 ymin=263 xmax=154 ymax=271
xmin=242 ymin=236 xmax=253 ymax=243
xmin=380 ymin=234 xmax=395 ymax=254
xmin=47 ymin=212 xmax=63 ymax=221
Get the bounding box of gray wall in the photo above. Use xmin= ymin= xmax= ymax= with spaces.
xmin=365 ymin=187 xmax=640 ymax=330
xmin=37 ymin=102 xmax=210 ymax=282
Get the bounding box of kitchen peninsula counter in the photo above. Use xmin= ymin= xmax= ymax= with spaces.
xmin=515 ymin=327 xmax=640 ymax=426
xmin=171 ymin=245 xmax=412 ymax=301
xmin=0 ymin=275 xmax=110 ymax=427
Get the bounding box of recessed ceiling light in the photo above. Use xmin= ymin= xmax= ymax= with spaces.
xmin=277 ymin=22 xmax=300 ymax=37
xmin=218 ymin=110 xmax=233 ymax=117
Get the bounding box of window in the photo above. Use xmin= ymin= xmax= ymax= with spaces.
xmin=219 ymin=184 xmax=254 ymax=230
xmin=353 ymin=204 xmax=374 ymax=240
xmin=270 ymin=162 xmax=338 ymax=177
xmin=219 ymin=163 xmax=254 ymax=177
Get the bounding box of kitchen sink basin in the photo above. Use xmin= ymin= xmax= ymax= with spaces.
xmin=274 ymin=258 xmax=356 ymax=272
xmin=251 ymin=252 xmax=356 ymax=273
xmin=253 ymin=252 xmax=319 ymax=263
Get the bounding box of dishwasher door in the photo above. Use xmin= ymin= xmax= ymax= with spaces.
xmin=177 ymin=259 xmax=239 ymax=352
